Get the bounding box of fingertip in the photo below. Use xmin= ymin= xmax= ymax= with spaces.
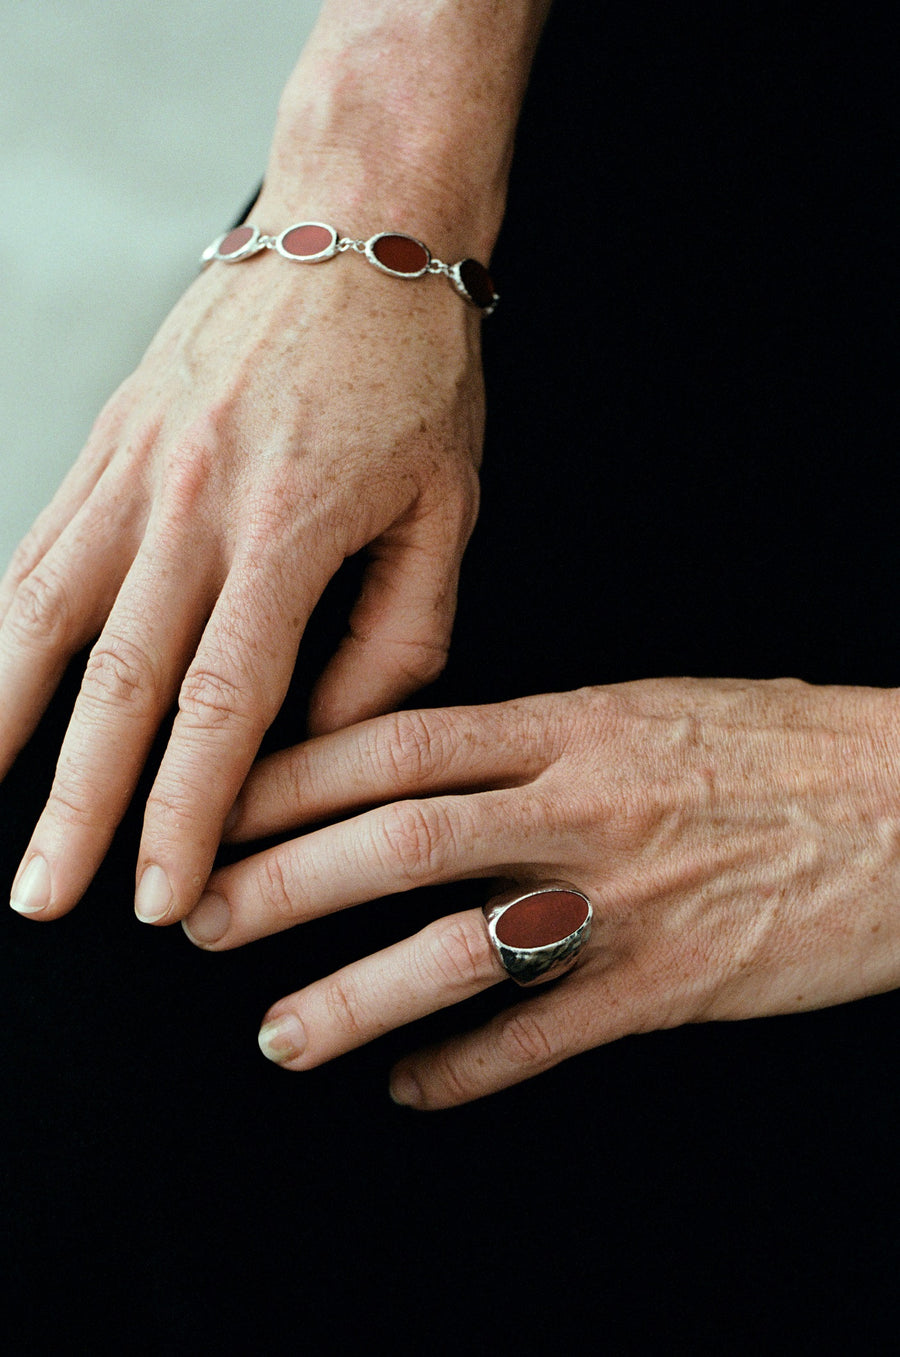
xmin=182 ymin=891 xmax=231 ymax=947
xmin=389 ymin=1066 xmax=426 ymax=1110
xmin=134 ymin=863 xmax=174 ymax=924
xmin=10 ymin=853 xmax=52 ymax=917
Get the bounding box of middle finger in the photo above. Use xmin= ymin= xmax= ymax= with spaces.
xmin=182 ymin=786 xmax=541 ymax=949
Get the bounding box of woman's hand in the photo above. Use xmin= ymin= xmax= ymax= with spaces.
xmin=3 ymin=250 xmax=482 ymax=924
xmin=3 ymin=0 xmax=553 ymax=928
xmin=183 ymin=678 xmax=900 ymax=1107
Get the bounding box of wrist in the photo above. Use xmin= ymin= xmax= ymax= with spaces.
xmin=260 ymin=0 xmax=549 ymax=259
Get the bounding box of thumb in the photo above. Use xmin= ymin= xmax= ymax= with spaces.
xmin=308 ymin=504 xmax=472 ymax=736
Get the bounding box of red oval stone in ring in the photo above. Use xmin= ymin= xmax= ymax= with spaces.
xmin=218 ymin=226 xmax=255 ymax=257
xmin=494 ymin=890 xmax=590 ymax=949
xmin=370 ymin=233 xmax=430 ymax=275
xmin=280 ymin=224 xmax=335 ymax=258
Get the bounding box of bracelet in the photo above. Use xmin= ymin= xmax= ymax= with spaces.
xmin=200 ymin=221 xmax=498 ymax=316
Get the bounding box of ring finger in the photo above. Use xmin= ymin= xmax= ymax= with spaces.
xmin=254 ymin=907 xmax=506 ymax=1071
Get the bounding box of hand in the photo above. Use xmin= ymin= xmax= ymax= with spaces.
xmin=182 ymin=678 xmax=900 ymax=1108
xmin=3 ymin=236 xmax=482 ymax=924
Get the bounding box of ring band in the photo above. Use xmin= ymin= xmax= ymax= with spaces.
xmin=483 ymin=882 xmax=593 ymax=988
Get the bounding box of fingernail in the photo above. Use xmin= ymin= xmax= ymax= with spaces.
xmin=182 ymin=892 xmax=230 ymax=946
xmin=135 ymin=864 xmax=173 ymax=923
xmin=389 ymin=1069 xmax=424 ymax=1109
xmin=258 ymin=1014 xmax=307 ymax=1066
xmin=10 ymin=854 xmax=51 ymax=915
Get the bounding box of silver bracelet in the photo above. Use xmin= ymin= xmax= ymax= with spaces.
xmin=200 ymin=221 xmax=498 ymax=316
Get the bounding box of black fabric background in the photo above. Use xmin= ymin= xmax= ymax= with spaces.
xmin=3 ymin=4 xmax=897 ymax=1349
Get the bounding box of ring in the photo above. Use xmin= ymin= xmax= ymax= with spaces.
xmin=483 ymin=881 xmax=593 ymax=988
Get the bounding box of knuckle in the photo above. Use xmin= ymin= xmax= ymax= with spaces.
xmin=426 ymin=1048 xmax=476 ymax=1107
xmin=279 ymin=754 xmax=310 ymax=821
xmin=44 ymin=777 xmax=97 ymax=830
xmin=160 ymin=438 xmax=219 ymax=524
xmin=82 ymin=636 xmax=160 ymax=716
xmin=322 ymin=974 xmax=368 ymax=1043
xmin=6 ymin=530 xmax=47 ymax=590
xmin=425 ymin=918 xmax=496 ymax=991
xmin=374 ymin=708 xmax=438 ymax=784
xmin=259 ymin=851 xmax=298 ymax=920
xmin=143 ymin=779 xmax=209 ymax=832
xmin=398 ymin=640 xmax=449 ymax=689
xmin=178 ymin=667 xmax=253 ymax=732
xmin=448 ymin=463 xmax=481 ymax=541
xmin=497 ymin=1011 xmax=557 ymax=1070
xmin=375 ymin=799 xmax=457 ymax=882
xmin=7 ymin=562 xmax=73 ymax=647
xmin=242 ymin=488 xmax=305 ymax=555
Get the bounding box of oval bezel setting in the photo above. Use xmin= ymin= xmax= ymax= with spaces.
xmin=483 ymin=882 xmax=593 ymax=986
xmin=275 ymin=221 xmax=340 ymax=264
xmin=449 ymin=259 xmax=499 ymax=315
xmin=210 ymin=225 xmax=262 ymax=262
xmin=365 ymin=232 xmax=431 ymax=278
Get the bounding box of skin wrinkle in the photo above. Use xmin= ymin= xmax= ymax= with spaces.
xmin=9 ymin=2 xmax=900 ymax=1110
xmin=185 ymin=677 xmax=900 ymax=1102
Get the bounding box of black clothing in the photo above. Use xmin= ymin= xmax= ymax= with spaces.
xmin=4 ymin=5 xmax=897 ymax=1348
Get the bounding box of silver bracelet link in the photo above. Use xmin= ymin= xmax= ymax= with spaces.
xmin=200 ymin=220 xmax=498 ymax=315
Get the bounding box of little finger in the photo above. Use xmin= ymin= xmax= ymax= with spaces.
xmin=389 ymin=966 xmax=616 ymax=1109
xmin=9 ymin=540 xmax=210 ymax=918
xmin=255 ymin=908 xmax=505 ymax=1070
xmin=0 ymin=439 xmax=116 ymax=623
xmin=0 ymin=495 xmax=141 ymax=782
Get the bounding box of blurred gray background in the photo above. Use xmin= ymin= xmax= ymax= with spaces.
xmin=1 ymin=0 xmax=321 ymax=568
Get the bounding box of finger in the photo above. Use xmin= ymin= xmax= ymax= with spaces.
xmin=0 ymin=401 xmax=126 ymax=622
xmin=134 ymin=550 xmax=333 ymax=925
xmin=388 ymin=962 xmax=622 ymax=1109
xmin=184 ymin=785 xmax=539 ymax=949
xmin=9 ymin=535 xmax=212 ymax=920
xmin=0 ymin=489 xmax=142 ymax=784
xmin=308 ymin=487 xmax=478 ymax=736
xmin=227 ymin=699 xmax=549 ymax=843
xmin=253 ymin=908 xmax=505 ymax=1070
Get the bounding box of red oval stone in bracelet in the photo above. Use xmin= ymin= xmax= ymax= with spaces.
xmin=365 ymin=232 xmax=431 ymax=277
xmin=452 ymin=258 xmax=498 ymax=314
xmin=276 ymin=222 xmax=339 ymax=262
xmin=215 ymin=225 xmax=260 ymax=260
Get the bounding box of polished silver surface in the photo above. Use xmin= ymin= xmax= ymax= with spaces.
xmin=448 ymin=260 xmax=499 ymax=316
xmin=200 ymin=222 xmax=497 ymax=314
xmin=200 ymin=225 xmax=263 ymax=264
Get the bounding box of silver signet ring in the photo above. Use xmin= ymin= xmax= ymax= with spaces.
xmin=483 ymin=882 xmax=593 ymax=988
